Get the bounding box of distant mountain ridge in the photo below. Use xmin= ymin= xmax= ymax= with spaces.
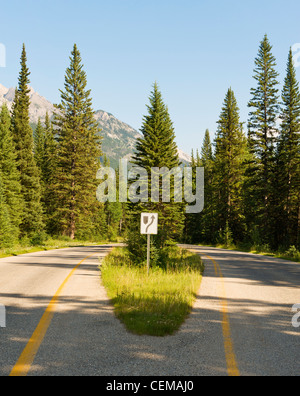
xmin=0 ymin=83 xmax=55 ymax=124
xmin=0 ymin=83 xmax=191 ymax=167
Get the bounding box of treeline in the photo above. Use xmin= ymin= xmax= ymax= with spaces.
xmin=0 ymin=36 xmax=299 ymax=257
xmin=0 ymin=44 xmax=123 ymax=247
xmin=126 ymin=35 xmax=299 ymax=264
xmin=186 ymin=35 xmax=300 ymax=252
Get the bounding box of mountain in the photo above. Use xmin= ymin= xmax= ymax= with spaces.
xmin=0 ymin=83 xmax=191 ymax=167
xmin=94 ymin=110 xmax=143 ymax=168
xmin=0 ymin=83 xmax=55 ymax=124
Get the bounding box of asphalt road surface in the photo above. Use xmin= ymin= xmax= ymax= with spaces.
xmin=0 ymin=244 xmax=299 ymax=376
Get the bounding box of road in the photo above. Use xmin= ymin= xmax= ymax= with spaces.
xmin=0 ymin=244 xmax=299 ymax=376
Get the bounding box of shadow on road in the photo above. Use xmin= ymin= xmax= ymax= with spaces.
xmin=0 ymin=244 xmax=299 ymax=376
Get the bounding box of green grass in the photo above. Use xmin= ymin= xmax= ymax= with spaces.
xmin=198 ymin=242 xmax=300 ymax=263
xmin=100 ymin=247 xmax=204 ymax=337
xmin=0 ymin=237 xmax=116 ymax=258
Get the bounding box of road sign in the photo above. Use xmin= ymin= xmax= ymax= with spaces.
xmin=141 ymin=213 xmax=158 ymax=235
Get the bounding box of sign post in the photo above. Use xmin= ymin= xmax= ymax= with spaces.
xmin=147 ymin=233 xmax=151 ymax=276
xmin=141 ymin=213 xmax=158 ymax=275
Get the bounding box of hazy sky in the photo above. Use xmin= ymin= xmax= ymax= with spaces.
xmin=1 ymin=0 xmax=300 ymax=154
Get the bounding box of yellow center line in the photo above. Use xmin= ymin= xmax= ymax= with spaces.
xmin=204 ymin=254 xmax=240 ymax=377
xmin=9 ymin=253 xmax=98 ymax=377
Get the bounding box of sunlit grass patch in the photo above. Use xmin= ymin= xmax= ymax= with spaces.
xmin=100 ymin=247 xmax=204 ymax=337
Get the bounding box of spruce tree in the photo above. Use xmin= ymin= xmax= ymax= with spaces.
xmin=53 ymin=44 xmax=102 ymax=239
xmin=43 ymin=113 xmax=58 ymax=234
xmin=183 ymin=150 xmax=197 ymax=244
xmin=34 ymin=115 xmax=59 ymax=233
xmin=34 ymin=118 xmax=46 ymax=173
xmin=11 ymin=44 xmax=43 ymax=236
xmin=0 ymin=173 xmax=15 ymax=248
xmin=0 ymin=104 xmax=23 ymax=242
xmin=43 ymin=112 xmax=57 ymax=184
xmin=185 ymin=130 xmax=214 ymax=244
xmin=277 ymin=48 xmax=300 ymax=248
xmin=201 ymin=129 xmax=213 ymax=164
xmin=214 ymin=88 xmax=248 ymax=242
xmin=248 ymin=35 xmax=280 ymax=245
xmin=128 ymin=83 xmax=184 ymax=263
xmin=133 ymin=83 xmax=180 ymax=171
xmin=199 ymin=129 xmax=215 ymax=243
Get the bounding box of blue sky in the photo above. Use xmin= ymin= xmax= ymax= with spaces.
xmin=1 ymin=0 xmax=300 ymax=155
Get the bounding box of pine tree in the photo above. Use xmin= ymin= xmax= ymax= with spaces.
xmin=43 ymin=113 xmax=57 ymax=183
xmin=42 ymin=113 xmax=58 ymax=234
xmin=34 ymin=114 xmax=59 ymax=233
xmin=277 ymin=48 xmax=300 ymax=248
xmin=133 ymin=83 xmax=180 ymax=171
xmin=0 ymin=104 xmax=23 ymax=242
xmin=243 ymin=128 xmax=260 ymax=245
xmin=199 ymin=129 xmax=215 ymax=242
xmin=201 ymin=129 xmax=213 ymax=164
xmin=34 ymin=118 xmax=46 ymax=173
xmin=191 ymin=149 xmax=196 ymax=168
xmin=185 ymin=130 xmax=214 ymax=244
xmin=248 ymin=35 xmax=280 ymax=245
xmin=128 ymin=83 xmax=184 ymax=263
xmin=53 ymin=44 xmax=102 ymax=239
xmin=214 ymin=88 xmax=248 ymax=242
xmin=11 ymin=44 xmax=43 ymax=236
xmin=0 ymin=173 xmax=15 ymax=248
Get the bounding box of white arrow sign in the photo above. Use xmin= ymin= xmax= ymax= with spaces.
xmin=141 ymin=213 xmax=158 ymax=235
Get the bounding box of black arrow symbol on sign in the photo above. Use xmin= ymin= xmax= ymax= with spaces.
xmin=146 ymin=215 xmax=156 ymax=233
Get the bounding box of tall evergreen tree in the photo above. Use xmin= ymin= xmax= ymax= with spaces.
xmin=53 ymin=44 xmax=102 ymax=239
xmin=185 ymin=129 xmax=215 ymax=244
xmin=43 ymin=112 xmax=58 ymax=184
xmin=128 ymin=83 xmax=184 ymax=262
xmin=201 ymin=129 xmax=213 ymax=164
xmin=42 ymin=113 xmax=59 ymax=234
xmin=247 ymin=35 xmax=280 ymax=245
xmin=11 ymin=44 xmax=43 ymax=236
xmin=199 ymin=129 xmax=215 ymax=242
xmin=277 ymin=48 xmax=300 ymax=248
xmin=34 ymin=118 xmax=46 ymax=173
xmin=34 ymin=115 xmax=59 ymax=233
xmin=0 ymin=173 xmax=15 ymax=248
xmin=133 ymin=83 xmax=180 ymax=171
xmin=214 ymin=88 xmax=248 ymax=242
xmin=0 ymin=104 xmax=23 ymax=242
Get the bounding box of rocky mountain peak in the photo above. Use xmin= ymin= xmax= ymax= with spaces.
xmin=0 ymin=83 xmax=191 ymax=166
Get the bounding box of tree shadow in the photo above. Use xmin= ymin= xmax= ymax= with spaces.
xmin=0 ymin=244 xmax=299 ymax=376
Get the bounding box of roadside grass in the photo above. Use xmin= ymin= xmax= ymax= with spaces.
xmin=100 ymin=247 xmax=204 ymax=337
xmin=0 ymin=236 xmax=118 ymax=258
xmin=198 ymin=242 xmax=300 ymax=263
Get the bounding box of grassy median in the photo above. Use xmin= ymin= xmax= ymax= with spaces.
xmin=100 ymin=246 xmax=204 ymax=337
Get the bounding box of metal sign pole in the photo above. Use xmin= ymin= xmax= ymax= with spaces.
xmin=141 ymin=213 xmax=158 ymax=276
xmin=147 ymin=234 xmax=151 ymax=276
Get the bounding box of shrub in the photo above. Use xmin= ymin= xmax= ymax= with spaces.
xmin=30 ymin=231 xmax=49 ymax=246
xmin=285 ymin=246 xmax=300 ymax=260
xmin=217 ymin=222 xmax=234 ymax=248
